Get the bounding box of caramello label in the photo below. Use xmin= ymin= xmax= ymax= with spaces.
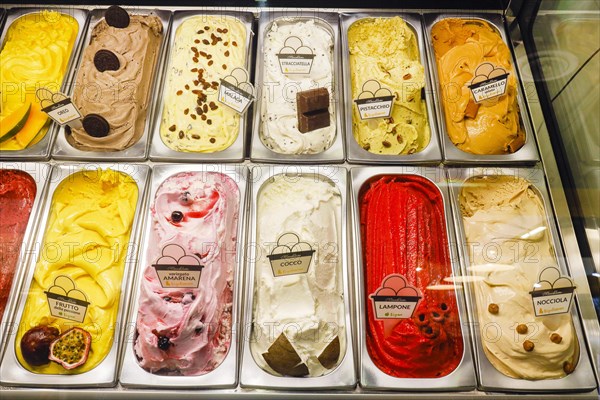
xmin=153 ymin=244 xmax=204 ymax=289
xmin=370 ymin=274 xmax=422 ymax=320
xmin=467 ymin=62 xmax=510 ymax=103
xmin=267 ymin=233 xmax=315 ymax=277
xmin=218 ymin=67 xmax=255 ymax=114
xmin=45 ymin=276 xmax=90 ymax=323
xmin=530 ymin=266 xmax=576 ymax=317
xmin=277 ymin=36 xmax=316 ymax=75
xmin=354 ymin=80 xmax=394 ymax=120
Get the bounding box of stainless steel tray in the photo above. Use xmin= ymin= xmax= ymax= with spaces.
xmin=250 ymin=11 xmax=345 ymax=163
xmin=349 ymin=166 xmax=476 ymax=390
xmin=341 ymin=13 xmax=442 ymax=165
xmin=52 ymin=8 xmax=172 ymax=161
xmin=446 ymin=166 xmax=596 ymax=392
xmin=240 ymin=164 xmax=356 ymax=389
xmin=120 ymin=163 xmax=249 ymax=388
xmin=149 ymin=11 xmax=254 ymax=162
xmin=0 ymin=162 xmax=52 ymax=363
xmin=0 ymin=162 xmax=150 ymax=387
xmin=0 ymin=8 xmax=89 ymax=160
xmin=423 ymin=13 xmax=539 ymax=165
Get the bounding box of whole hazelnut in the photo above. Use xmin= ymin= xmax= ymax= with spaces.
xmin=488 ymin=303 xmax=499 ymax=314
xmin=550 ymin=333 xmax=563 ymax=344
xmin=516 ymin=324 xmax=528 ymax=334
xmin=563 ymin=361 xmax=575 ymax=374
xmin=523 ymin=340 xmax=535 ymax=352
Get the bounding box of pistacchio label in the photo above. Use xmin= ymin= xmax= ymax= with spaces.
xmin=468 ymin=62 xmax=509 ymax=103
xmin=45 ymin=276 xmax=90 ymax=323
xmin=218 ymin=67 xmax=255 ymax=114
xmin=277 ymin=36 xmax=315 ymax=75
xmin=530 ymin=267 xmax=576 ymax=317
xmin=153 ymin=244 xmax=204 ymax=289
xmin=354 ymin=80 xmax=394 ymax=120
xmin=267 ymin=233 xmax=315 ymax=277
xmin=370 ymin=274 xmax=422 ymax=320
xmin=37 ymin=88 xmax=82 ymax=125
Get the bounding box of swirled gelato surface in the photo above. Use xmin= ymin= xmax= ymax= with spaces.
xmin=0 ymin=11 xmax=78 ymax=150
xmin=68 ymin=14 xmax=163 ymax=151
xmin=348 ymin=17 xmax=430 ymax=155
xmin=159 ymin=16 xmax=247 ymax=153
xmin=431 ymin=18 xmax=525 ymax=155
xmin=134 ymin=171 xmax=239 ymax=375
xmin=460 ymin=175 xmax=579 ymax=379
xmin=359 ymin=175 xmax=463 ymax=378
xmin=259 ymin=19 xmax=336 ymax=154
xmin=250 ymin=174 xmax=346 ymax=377
xmin=0 ymin=170 xmax=36 ymax=320
xmin=15 ymin=169 xmax=139 ymax=374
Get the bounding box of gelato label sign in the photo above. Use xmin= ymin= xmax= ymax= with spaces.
xmin=45 ymin=276 xmax=90 ymax=323
xmin=468 ymin=62 xmax=510 ymax=103
xmin=530 ymin=267 xmax=576 ymax=317
xmin=267 ymin=233 xmax=315 ymax=277
xmin=370 ymin=274 xmax=422 ymax=320
xmin=153 ymin=244 xmax=204 ymax=289
xmin=36 ymin=88 xmax=82 ymax=126
xmin=354 ymin=80 xmax=394 ymax=120
xmin=218 ymin=67 xmax=255 ymax=114
xmin=277 ymin=36 xmax=316 ymax=75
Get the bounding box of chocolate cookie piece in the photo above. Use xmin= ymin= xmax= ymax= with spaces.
xmin=82 ymin=114 xmax=110 ymax=138
xmin=94 ymin=50 xmax=120 ymax=72
xmin=296 ymin=88 xmax=331 ymax=133
xmin=105 ymin=5 xmax=130 ymax=29
xmin=298 ymin=109 xmax=330 ymax=133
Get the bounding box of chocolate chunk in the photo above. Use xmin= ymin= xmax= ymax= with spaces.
xmin=317 ymin=336 xmax=340 ymax=369
xmin=94 ymin=50 xmax=120 ymax=72
xmin=298 ymin=109 xmax=330 ymax=133
xmin=82 ymin=114 xmax=110 ymax=138
xmin=262 ymin=333 xmax=308 ymax=377
xmin=104 ymin=5 xmax=130 ymax=29
xmin=297 ymin=88 xmax=329 ymax=114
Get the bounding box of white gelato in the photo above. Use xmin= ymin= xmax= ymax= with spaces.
xmin=259 ymin=19 xmax=336 ymax=154
xmin=250 ymin=174 xmax=345 ymax=377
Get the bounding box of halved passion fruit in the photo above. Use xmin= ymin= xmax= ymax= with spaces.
xmin=48 ymin=327 xmax=92 ymax=370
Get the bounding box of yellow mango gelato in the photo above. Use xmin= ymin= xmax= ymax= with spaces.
xmin=0 ymin=11 xmax=78 ymax=150
xmin=348 ymin=17 xmax=430 ymax=155
xmin=431 ymin=18 xmax=525 ymax=155
xmin=16 ymin=169 xmax=139 ymax=374
xmin=160 ymin=15 xmax=247 ymax=152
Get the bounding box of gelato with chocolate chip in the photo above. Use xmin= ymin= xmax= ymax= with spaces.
xmin=159 ymin=16 xmax=247 ymax=152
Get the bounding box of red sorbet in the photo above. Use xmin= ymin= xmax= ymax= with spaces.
xmin=359 ymin=175 xmax=463 ymax=378
xmin=0 ymin=170 xmax=36 ymax=319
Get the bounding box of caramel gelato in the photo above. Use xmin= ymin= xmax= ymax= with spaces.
xmin=431 ymin=18 xmax=525 ymax=155
xmin=68 ymin=13 xmax=163 ymax=151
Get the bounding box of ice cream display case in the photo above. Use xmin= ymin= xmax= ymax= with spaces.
xmin=0 ymin=0 xmax=599 ymax=399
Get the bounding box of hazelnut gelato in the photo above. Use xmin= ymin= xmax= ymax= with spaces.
xmin=68 ymin=12 xmax=163 ymax=151
xmin=459 ymin=175 xmax=579 ymax=379
xmin=431 ymin=18 xmax=525 ymax=155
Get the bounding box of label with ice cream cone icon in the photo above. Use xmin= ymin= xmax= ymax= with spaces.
xmin=467 ymin=62 xmax=509 ymax=103
xmin=267 ymin=232 xmax=315 ymax=277
xmin=277 ymin=36 xmax=316 ymax=75
xmin=354 ymin=80 xmax=395 ymax=120
xmin=44 ymin=276 xmax=90 ymax=323
xmin=370 ymin=274 xmax=422 ymax=320
xmin=530 ymin=266 xmax=576 ymax=317
xmin=153 ymin=244 xmax=205 ymax=289
xmin=218 ymin=67 xmax=255 ymax=114
xmin=36 ymin=88 xmax=83 ymax=127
